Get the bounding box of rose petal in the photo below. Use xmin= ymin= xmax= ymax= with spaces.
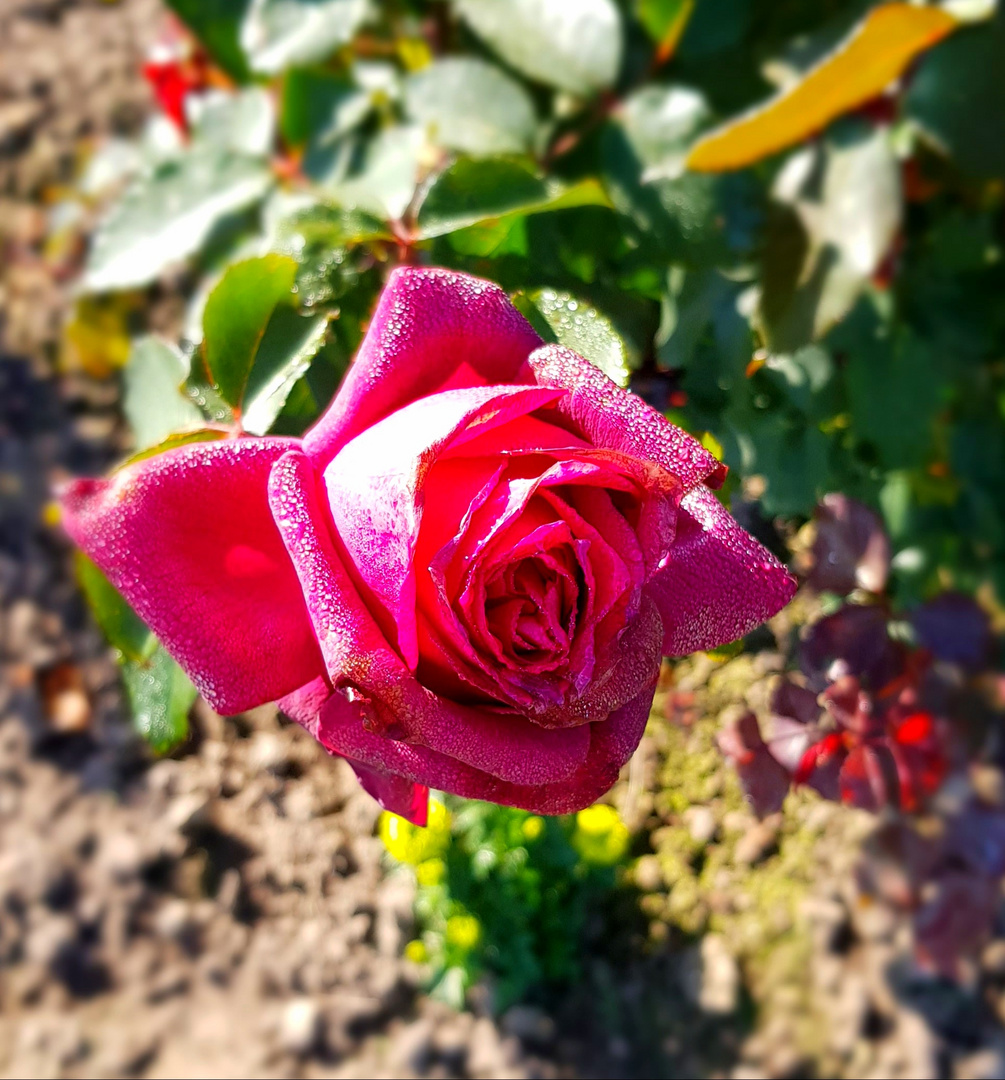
xmin=60 ymin=438 xmax=324 ymax=714
xmin=306 ymin=678 xmax=655 ymax=815
xmin=303 ymin=267 xmax=543 ymax=467
xmin=525 ymin=343 xmax=726 ymax=495
xmin=324 ymin=384 xmax=566 ymax=668
xmin=279 ymin=677 xmax=429 ymax=825
xmin=651 ymin=485 xmax=797 ymax=655
xmin=269 ymin=449 xmax=591 ymax=786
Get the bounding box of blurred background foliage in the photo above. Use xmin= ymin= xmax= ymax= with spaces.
xmin=65 ymin=0 xmax=1005 ymax=621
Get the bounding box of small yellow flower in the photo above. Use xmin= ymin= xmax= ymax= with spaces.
xmin=378 ymin=799 xmax=452 ymax=865
xmin=573 ymin=804 xmax=630 ymax=866
xmin=521 ymin=815 xmax=545 ymax=842
xmin=445 ymin=913 xmax=481 ymax=951
xmin=404 ymin=940 xmax=428 ymax=964
xmin=416 ymin=857 xmax=446 ymax=887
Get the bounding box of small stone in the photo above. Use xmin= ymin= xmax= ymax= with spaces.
xmin=684 ymin=806 xmax=718 ymax=846
xmin=982 ymin=940 xmax=1005 ymax=977
xmin=279 ymin=997 xmax=322 ymax=1056
xmin=733 ymin=817 xmax=780 ymax=866
xmin=682 ymin=933 xmax=740 ymax=1015
xmin=633 ymin=854 xmax=663 ymax=893
xmin=501 ymin=1004 xmax=555 ymax=1047
xmin=388 ymin=1018 xmax=434 ymax=1074
xmin=955 ymin=1046 xmax=1005 ymax=1080
xmin=165 ymin=793 xmax=210 ymax=833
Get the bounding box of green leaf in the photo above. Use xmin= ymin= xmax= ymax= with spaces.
xmin=904 ymin=13 xmax=1005 ymax=179
xmin=190 ymin=87 xmax=275 ymax=158
xmin=636 ymin=0 xmax=694 ymax=47
xmin=75 ymin=554 xmax=153 ymax=663
xmin=241 ymin=0 xmax=369 ymax=74
xmin=83 ymin=149 xmax=272 ymax=292
xmin=242 ymin=308 xmax=332 ymax=435
xmin=416 ymin=157 xmax=610 ymax=239
xmin=202 ymin=254 xmax=299 ymax=410
xmin=453 ymin=0 xmax=623 ymax=95
xmin=404 ymin=58 xmax=537 ymax=157
xmin=333 ymin=124 xmax=426 ymax=220
xmin=165 ymin=0 xmax=251 ymax=82
xmin=117 ymin=429 xmax=232 ymax=469
xmin=280 ymin=68 xmax=371 ymax=147
xmin=122 ymin=645 xmax=196 ymax=755
xmin=758 ymin=124 xmax=901 ymax=353
xmin=513 ymin=288 xmax=631 ymax=387
xmin=123 ymin=337 xmax=205 ymax=451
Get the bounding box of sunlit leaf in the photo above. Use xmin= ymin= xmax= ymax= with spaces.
xmin=122 ymin=645 xmax=196 ymax=754
xmin=201 ymin=254 xmax=298 ymax=409
xmin=83 ymin=149 xmax=272 ymax=292
xmin=416 ymin=157 xmax=610 ymax=239
xmin=241 ymin=0 xmax=369 ymax=74
xmin=242 ymin=308 xmax=332 ymax=435
xmin=332 ymin=123 xmax=426 ymax=221
xmin=513 ymin=288 xmax=631 ymax=387
xmin=686 ymin=3 xmax=958 ymax=172
xmin=404 ymin=57 xmax=537 ymax=157
xmin=759 ymin=124 xmax=902 ymax=352
xmin=453 ymin=0 xmax=623 ymax=95
xmin=280 ymin=68 xmax=371 ymax=147
xmin=123 ymin=337 xmax=205 ymax=450
xmin=189 ymin=87 xmax=275 ymax=158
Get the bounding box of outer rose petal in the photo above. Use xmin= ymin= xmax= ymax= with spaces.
xmin=524 ymin=343 xmax=726 ymax=496
xmin=284 ymin=678 xmax=655 ymax=816
xmin=652 ymin=485 xmax=797 ymax=656
xmin=268 ymin=449 xmax=591 ymax=787
xmin=303 ymin=267 xmax=543 ymax=467
xmin=60 ymin=438 xmax=325 ymax=714
xmin=280 ymin=676 xmax=429 ymax=825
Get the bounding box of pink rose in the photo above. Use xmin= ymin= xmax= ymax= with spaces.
xmin=61 ymin=268 xmax=795 ymax=824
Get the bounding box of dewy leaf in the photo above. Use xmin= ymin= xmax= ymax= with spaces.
xmin=242 ymin=308 xmax=332 ymax=435
xmin=122 ymin=645 xmax=196 ymax=755
xmin=416 ymin=157 xmax=610 ymax=239
xmin=75 ymin=554 xmax=154 ymax=663
xmin=83 ymin=149 xmax=273 ymax=292
xmin=123 ymin=337 xmax=205 ymax=451
xmin=514 ymin=288 xmax=631 ymax=387
xmin=453 ymin=0 xmax=623 ymax=95
xmin=241 ymin=0 xmax=369 ymax=75
xmin=201 ymin=254 xmax=298 ymax=410
xmin=404 ymin=57 xmax=537 ymax=157
xmin=166 ymin=0 xmax=251 ymax=82
xmin=686 ymin=3 xmax=959 ymax=172
xmin=189 ymin=87 xmax=275 ymax=158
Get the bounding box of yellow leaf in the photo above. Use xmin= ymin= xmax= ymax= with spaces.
xmin=61 ymin=294 xmax=137 ymax=377
xmin=686 ymin=3 xmax=958 ymax=173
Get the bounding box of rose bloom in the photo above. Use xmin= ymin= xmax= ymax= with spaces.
xmin=62 ymin=268 xmax=795 ymax=824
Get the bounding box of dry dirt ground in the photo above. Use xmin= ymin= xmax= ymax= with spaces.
xmin=4 ymin=3 xmax=1005 ymax=1079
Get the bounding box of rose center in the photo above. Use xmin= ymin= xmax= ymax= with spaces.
xmin=483 ymin=551 xmax=583 ymax=666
